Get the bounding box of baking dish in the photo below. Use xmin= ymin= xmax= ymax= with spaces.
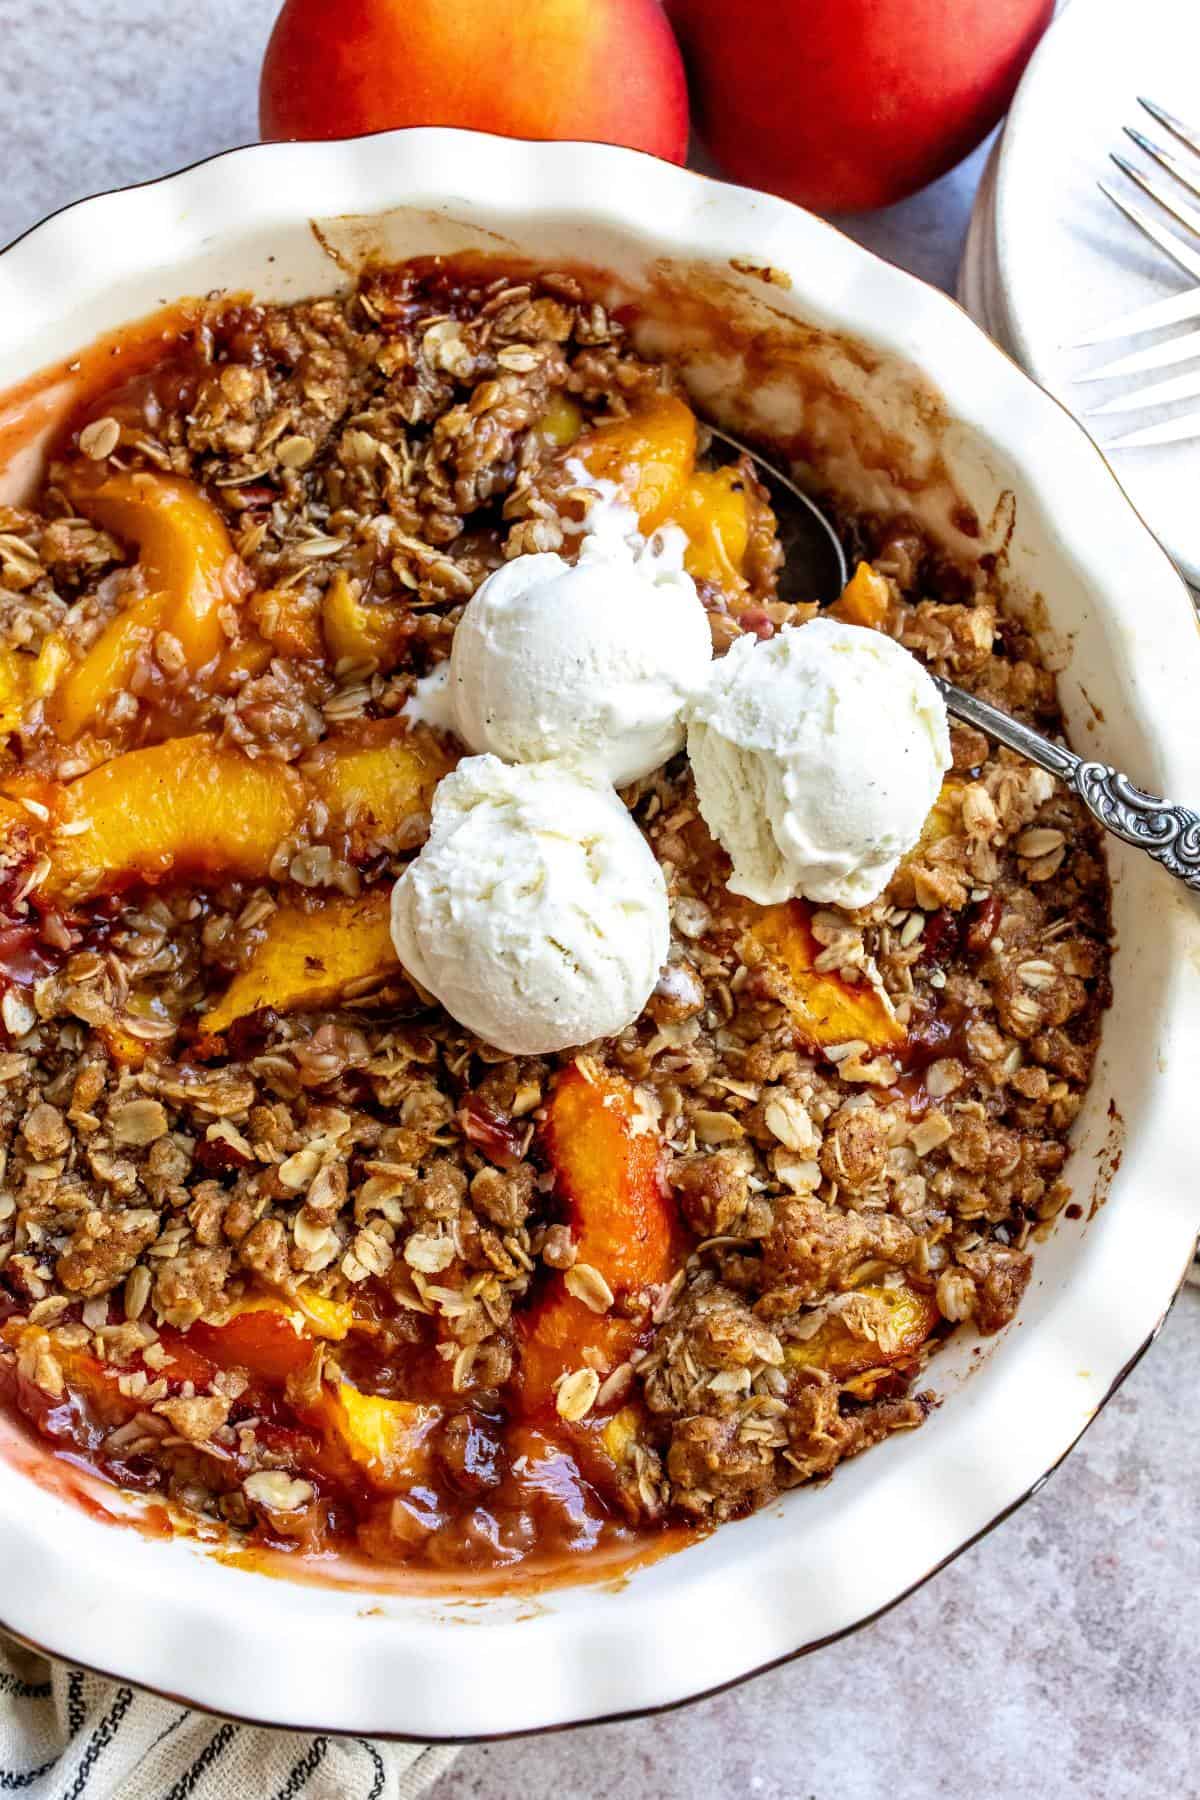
xmin=0 ymin=127 xmax=1196 ymax=1739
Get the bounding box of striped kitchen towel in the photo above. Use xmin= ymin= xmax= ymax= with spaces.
xmin=0 ymin=1632 xmax=458 ymax=1800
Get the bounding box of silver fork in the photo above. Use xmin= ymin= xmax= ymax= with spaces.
xmin=1074 ymin=99 xmax=1200 ymax=448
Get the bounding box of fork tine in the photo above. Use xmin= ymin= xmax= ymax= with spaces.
xmin=1105 ymin=408 xmax=1200 ymax=449
xmin=1088 ymin=364 xmax=1200 ymax=414
xmin=1076 ymin=324 xmax=1200 ymax=382
xmin=1096 ymin=181 xmax=1200 ymax=281
xmin=1138 ymin=97 xmax=1200 ymax=160
xmin=1067 ymin=284 xmax=1200 ymax=348
xmin=1109 ymin=153 xmax=1200 ymax=242
xmin=1123 ymin=127 xmax=1200 ymax=206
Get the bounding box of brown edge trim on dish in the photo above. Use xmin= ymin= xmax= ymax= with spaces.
xmin=2 ymin=1248 xmax=1191 ymax=1745
xmin=0 ymin=125 xmax=1195 ymax=1742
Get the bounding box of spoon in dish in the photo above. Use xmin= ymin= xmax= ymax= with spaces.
xmin=708 ymin=425 xmax=1200 ymax=893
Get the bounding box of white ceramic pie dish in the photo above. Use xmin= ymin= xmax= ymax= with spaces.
xmin=0 ymin=129 xmax=1197 ymax=1741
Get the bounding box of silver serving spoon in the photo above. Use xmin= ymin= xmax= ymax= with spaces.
xmin=709 ymin=426 xmax=1200 ymax=893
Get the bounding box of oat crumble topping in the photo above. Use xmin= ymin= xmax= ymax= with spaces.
xmin=0 ymin=260 xmax=1109 ymax=1572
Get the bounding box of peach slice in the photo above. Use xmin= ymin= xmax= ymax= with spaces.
xmin=320 ymin=571 xmax=413 ymax=673
xmin=47 ymin=467 xmax=249 ymax=738
xmin=4 ymin=1325 xmax=146 ymax=1430
xmin=672 ymin=465 xmax=752 ymax=592
xmin=45 ymin=591 xmax=163 ymax=741
xmin=573 ymin=392 xmax=697 ymax=533
xmin=829 ymin=560 xmax=890 ymax=631
xmin=213 ymin=638 xmax=274 ymax=689
xmin=248 ymin=586 xmax=324 ymax=662
xmin=304 ymin=718 xmax=453 ymax=856
xmin=0 ymin=638 xmax=71 ymax=737
xmin=186 ymin=1290 xmax=353 ymax=1385
xmin=0 ymin=648 xmax=26 ymax=735
xmin=43 ymin=733 xmax=306 ymax=901
xmin=785 ymin=1282 xmax=939 ymax=1384
xmin=742 ymin=899 xmax=905 ymax=1050
xmin=3 ymin=1322 xmax=217 ymax=1427
xmin=519 ymin=1061 xmax=673 ymax=1411
xmin=535 ymin=392 xmax=584 ymax=449
xmin=914 ymin=777 xmax=965 ymax=853
xmin=200 ymin=889 xmax=401 ymax=1035
xmin=324 ymin=1380 xmax=441 ymax=1492
xmin=0 ymin=794 xmax=44 ymax=871
xmin=64 ymin=466 xmax=246 ymax=667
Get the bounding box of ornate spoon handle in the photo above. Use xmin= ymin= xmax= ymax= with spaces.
xmin=934 ymin=677 xmax=1200 ymax=893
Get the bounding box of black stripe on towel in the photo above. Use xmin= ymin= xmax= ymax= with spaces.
xmin=273 ymin=1736 xmax=329 ymax=1800
xmin=0 ymin=1672 xmax=51 ymax=1701
xmin=66 ymin=1671 xmax=86 ymax=1742
xmin=63 ymin=1685 xmax=135 ymax=1800
xmin=359 ymin=1738 xmax=387 ymax=1800
xmin=0 ymin=1755 xmax=57 ymax=1792
xmin=162 ymin=1721 xmax=240 ymax=1800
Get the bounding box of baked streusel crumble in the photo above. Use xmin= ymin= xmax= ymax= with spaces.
xmin=0 ymin=260 xmax=1109 ymax=1573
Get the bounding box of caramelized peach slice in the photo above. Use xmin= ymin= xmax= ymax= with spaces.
xmin=213 ymin=638 xmax=273 ymax=689
xmin=0 ymin=638 xmax=71 ymax=737
xmin=96 ymin=1021 xmax=150 ymax=1070
xmin=304 ymin=718 xmax=453 ymax=856
xmin=520 ymin=1061 xmax=673 ymax=1411
xmin=742 ymin=899 xmax=905 ymax=1051
xmin=63 ymin=466 xmax=247 ymax=669
xmin=536 ymin=391 xmax=584 ymax=448
xmin=0 ymin=648 xmax=26 ymax=734
xmin=914 ymin=777 xmax=965 ymax=853
xmin=320 ymin=571 xmax=413 ymax=672
xmin=785 ymin=1282 xmax=939 ymax=1386
xmin=573 ymin=392 xmax=697 ymax=532
xmin=95 ymin=999 xmax=176 ymax=1069
xmin=43 ymin=733 xmax=306 ymax=901
xmin=600 ymin=1404 xmax=641 ymax=1466
xmin=200 ymin=890 xmax=401 ymax=1035
xmin=4 ymin=1325 xmax=143 ymax=1429
xmin=0 ymin=794 xmax=43 ymax=866
xmin=672 ymin=465 xmax=752 ymax=592
xmin=45 ymin=590 xmax=162 ymax=741
xmin=186 ymin=1290 xmax=353 ymax=1385
xmin=829 ymin=560 xmax=890 ymax=630
xmin=325 ymin=1380 xmax=441 ymax=1491
xmin=186 ymin=1309 xmax=313 ymax=1386
xmin=4 ymin=1322 xmax=215 ymax=1426
xmin=47 ymin=469 xmax=249 ymax=738
xmin=248 ymin=586 xmax=324 ymax=662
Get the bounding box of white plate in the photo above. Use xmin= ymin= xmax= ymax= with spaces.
xmin=986 ymin=0 xmax=1200 ymax=585
xmin=958 ymin=138 xmax=1009 ymax=348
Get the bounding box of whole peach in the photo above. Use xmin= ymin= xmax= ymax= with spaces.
xmin=260 ymin=0 xmax=689 ymax=165
xmin=667 ymin=0 xmax=1054 ymax=212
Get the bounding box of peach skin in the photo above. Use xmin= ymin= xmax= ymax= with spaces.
xmin=519 ymin=1061 xmax=673 ymax=1412
xmin=260 ymin=0 xmax=689 ymax=165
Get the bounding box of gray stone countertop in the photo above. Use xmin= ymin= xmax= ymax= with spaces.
xmin=2 ymin=3 xmax=1196 ymax=1792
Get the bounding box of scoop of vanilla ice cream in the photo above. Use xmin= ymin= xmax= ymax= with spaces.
xmin=431 ymin=496 xmax=712 ymax=787
xmin=687 ymin=618 xmax=951 ymax=909
xmin=390 ymin=755 xmax=669 ymax=1055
